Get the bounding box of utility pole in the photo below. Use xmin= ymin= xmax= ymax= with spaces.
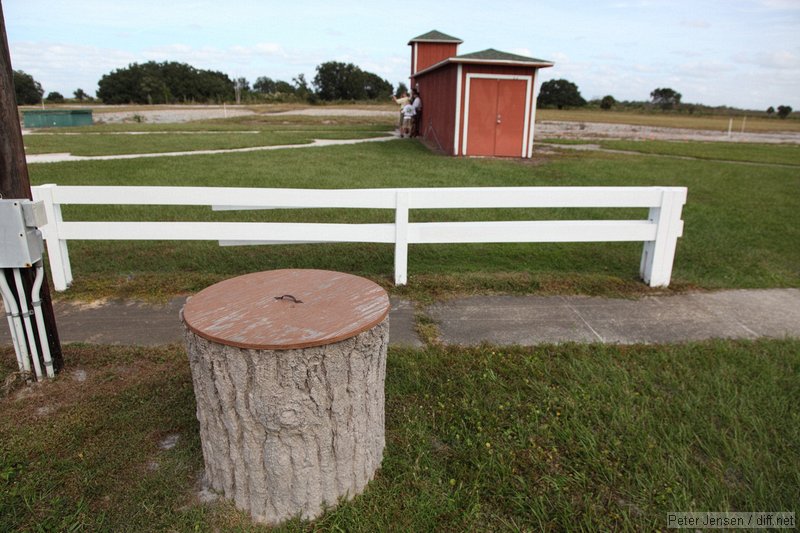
xmin=0 ymin=1 xmax=63 ymax=374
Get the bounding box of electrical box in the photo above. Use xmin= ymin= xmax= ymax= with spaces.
xmin=0 ymin=199 xmax=47 ymax=268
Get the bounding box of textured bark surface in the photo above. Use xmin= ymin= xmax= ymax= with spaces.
xmin=184 ymin=318 xmax=388 ymax=525
xmin=0 ymin=3 xmax=63 ymax=372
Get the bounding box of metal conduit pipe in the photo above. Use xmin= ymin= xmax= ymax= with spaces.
xmin=0 ymin=270 xmax=31 ymax=374
xmin=0 ymin=272 xmax=25 ymax=372
xmin=13 ymin=268 xmax=43 ymax=379
xmin=31 ymin=263 xmax=54 ymax=378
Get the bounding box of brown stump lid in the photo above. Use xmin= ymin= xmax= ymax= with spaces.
xmin=182 ymin=269 xmax=390 ymax=350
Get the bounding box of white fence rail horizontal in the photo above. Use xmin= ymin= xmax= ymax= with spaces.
xmin=31 ymin=184 xmax=687 ymax=291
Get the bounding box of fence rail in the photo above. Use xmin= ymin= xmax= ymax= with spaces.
xmin=31 ymin=184 xmax=687 ymax=291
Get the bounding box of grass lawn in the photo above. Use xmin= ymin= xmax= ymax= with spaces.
xmin=22 ymin=115 xmax=394 ymax=156
xmin=1 ymin=339 xmax=797 ymax=531
xmin=23 ymin=130 xmax=390 ymax=156
xmin=23 ymin=110 xmax=397 ymax=134
xmin=27 ymin=126 xmax=800 ymax=301
xmin=594 ymin=140 xmax=800 ymax=166
xmin=8 ymin=113 xmax=799 ymax=532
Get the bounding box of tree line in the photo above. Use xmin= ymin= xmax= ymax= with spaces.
xmin=13 ymin=60 xmax=394 ymax=106
xmin=537 ymin=79 xmax=794 ymax=118
xmin=12 ymin=66 xmax=795 ymax=118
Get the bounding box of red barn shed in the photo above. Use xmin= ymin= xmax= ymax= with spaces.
xmin=408 ymin=30 xmax=553 ymax=158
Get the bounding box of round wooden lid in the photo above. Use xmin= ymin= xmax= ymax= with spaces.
xmin=182 ymin=269 xmax=390 ymax=350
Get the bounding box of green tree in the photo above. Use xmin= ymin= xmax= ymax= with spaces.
xmin=73 ymin=88 xmax=89 ymax=101
xmin=45 ymin=91 xmax=65 ymax=103
xmin=536 ymin=79 xmax=586 ymax=109
xmin=650 ymin=87 xmax=682 ymax=110
xmin=275 ymin=80 xmax=295 ymax=94
xmin=253 ymin=76 xmax=277 ymax=94
xmin=292 ymin=73 xmax=314 ymax=102
xmin=140 ymin=74 xmax=169 ymax=104
xmin=361 ymin=72 xmax=392 ymax=100
xmin=12 ymin=70 xmax=44 ymax=105
xmin=766 ymin=106 xmax=775 ymax=115
xmin=97 ymin=61 xmax=234 ymax=104
xmin=312 ymin=61 xmax=392 ymax=101
xmin=395 ymin=82 xmax=409 ymax=98
xmin=600 ymin=95 xmax=616 ymax=110
xmin=777 ymin=105 xmax=792 ymax=119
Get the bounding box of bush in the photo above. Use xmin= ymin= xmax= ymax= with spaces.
xmin=600 ymin=95 xmax=616 ymax=110
xmin=45 ymin=91 xmax=65 ymax=103
xmin=650 ymin=87 xmax=682 ymax=110
xmin=537 ymin=79 xmax=586 ymax=109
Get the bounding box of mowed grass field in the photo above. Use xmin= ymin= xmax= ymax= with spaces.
xmin=23 ymin=112 xmax=800 ymax=301
xmin=22 ymin=114 xmax=393 ymax=156
xmin=4 ymin=111 xmax=799 ymax=531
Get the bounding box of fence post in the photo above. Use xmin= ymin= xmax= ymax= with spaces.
xmin=394 ymin=190 xmax=409 ymax=285
xmin=640 ymin=187 xmax=686 ymax=287
xmin=32 ymin=184 xmax=72 ymax=291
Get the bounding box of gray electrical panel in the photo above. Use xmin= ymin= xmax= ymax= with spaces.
xmin=0 ymin=199 xmax=47 ymax=268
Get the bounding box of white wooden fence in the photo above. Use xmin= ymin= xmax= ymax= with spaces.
xmin=31 ymin=184 xmax=687 ymax=291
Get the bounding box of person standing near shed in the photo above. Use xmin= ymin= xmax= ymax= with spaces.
xmin=392 ymin=91 xmax=411 ymax=131
xmin=400 ymin=101 xmax=415 ymax=137
xmin=411 ymin=89 xmax=422 ymax=137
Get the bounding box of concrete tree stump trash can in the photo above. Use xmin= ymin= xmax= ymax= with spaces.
xmin=181 ymin=269 xmax=390 ymax=525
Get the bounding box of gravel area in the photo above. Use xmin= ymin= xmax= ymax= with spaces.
xmin=93 ymin=107 xmax=254 ymax=124
xmin=537 ymin=120 xmax=800 ymax=144
xmin=271 ymin=108 xmax=397 ymax=118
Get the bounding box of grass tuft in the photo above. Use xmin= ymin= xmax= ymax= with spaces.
xmin=1 ymin=339 xmax=798 ymax=531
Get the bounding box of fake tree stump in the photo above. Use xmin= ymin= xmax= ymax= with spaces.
xmin=182 ymin=269 xmax=390 ymax=525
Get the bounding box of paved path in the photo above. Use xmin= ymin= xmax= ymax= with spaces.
xmin=1 ymin=289 xmax=798 ymax=348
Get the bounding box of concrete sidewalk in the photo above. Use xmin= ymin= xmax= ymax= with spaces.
xmin=1 ymin=289 xmax=798 ymax=348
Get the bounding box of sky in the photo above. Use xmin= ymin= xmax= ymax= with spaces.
xmin=4 ymin=0 xmax=799 ymax=110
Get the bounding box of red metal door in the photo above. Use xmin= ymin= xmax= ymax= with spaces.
xmin=466 ymin=78 xmax=498 ymax=156
xmin=466 ymin=77 xmax=527 ymax=157
xmin=494 ymin=79 xmax=527 ymax=157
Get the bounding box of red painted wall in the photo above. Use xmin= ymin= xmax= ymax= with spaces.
xmin=415 ymin=62 xmax=541 ymax=158
xmin=414 ymin=64 xmax=458 ymax=155
xmin=411 ymin=42 xmax=459 ymax=77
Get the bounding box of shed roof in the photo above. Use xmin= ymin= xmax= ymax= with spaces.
xmin=408 ymin=30 xmax=463 ymax=44
xmin=455 ymin=48 xmax=553 ymax=64
xmin=413 ymin=48 xmax=554 ymax=78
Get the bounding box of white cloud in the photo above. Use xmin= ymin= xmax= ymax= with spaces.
xmin=10 ymin=41 xmax=137 ymax=95
xmin=741 ymin=50 xmax=800 ymax=70
xmin=680 ymin=18 xmax=711 ymax=28
xmin=677 ymin=61 xmax=736 ymax=78
xmin=759 ymin=0 xmax=800 ymax=10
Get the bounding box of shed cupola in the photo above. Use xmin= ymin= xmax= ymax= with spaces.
xmin=409 ymin=30 xmax=462 ymax=80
